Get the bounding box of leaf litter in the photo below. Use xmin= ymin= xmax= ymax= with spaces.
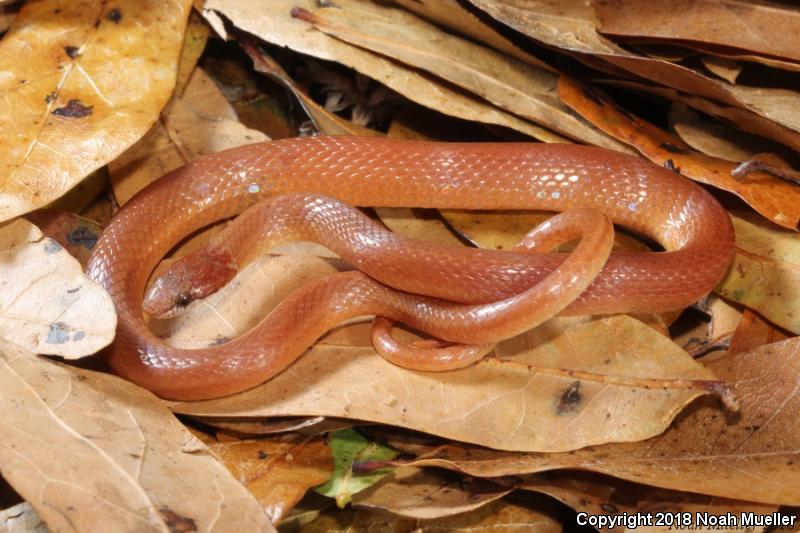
xmin=2 ymin=0 xmax=800 ymax=529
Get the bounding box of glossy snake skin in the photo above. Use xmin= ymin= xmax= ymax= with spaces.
xmin=87 ymin=137 xmax=734 ymax=400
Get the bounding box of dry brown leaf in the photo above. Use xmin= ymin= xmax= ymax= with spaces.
xmin=594 ymin=0 xmax=800 ymax=64
xmin=110 ymin=67 xmax=269 ymax=206
xmin=608 ymin=80 xmax=800 ymax=153
xmin=198 ymin=416 xmax=353 ymax=437
xmin=168 ymin=269 xmax=719 ymax=452
xmin=391 ymin=0 xmax=553 ymax=72
xmin=291 ymin=0 xmax=625 ymax=149
xmin=0 ymin=218 xmax=114 ymax=358
xmin=205 ymin=435 xmax=333 ymax=523
xmin=668 ymin=103 xmax=792 ymax=163
xmin=24 ymin=210 xmax=101 ymax=267
xmin=467 ymin=0 xmax=800 ymax=136
xmin=197 ymin=0 xmax=570 ymax=143
xmin=701 ymin=55 xmax=743 ymax=84
xmin=670 ymin=295 xmax=742 ymax=357
xmin=408 ymin=336 xmax=800 ymax=505
xmin=241 ymin=40 xmax=380 ymax=137
xmin=0 ymin=0 xmax=192 ymax=221
xmin=0 ymin=338 xmax=275 ymax=532
xmin=728 ymin=310 xmax=791 ymax=354
xmin=559 ymin=75 xmax=800 ymax=229
xmin=519 ymin=471 xmax=776 ymax=533
xmin=353 ymin=467 xmax=512 ymax=520
xmin=715 ymin=213 xmax=800 ymax=334
xmin=304 ymin=492 xmax=562 ymax=532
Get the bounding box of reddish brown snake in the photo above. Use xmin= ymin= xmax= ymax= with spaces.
xmin=87 ymin=137 xmax=735 ymax=400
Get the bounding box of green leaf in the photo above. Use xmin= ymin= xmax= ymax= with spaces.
xmin=315 ymin=429 xmax=398 ymax=508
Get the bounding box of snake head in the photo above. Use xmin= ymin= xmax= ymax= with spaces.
xmin=143 ymin=247 xmax=238 ymax=319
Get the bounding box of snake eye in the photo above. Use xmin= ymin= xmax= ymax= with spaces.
xmin=175 ymin=292 xmax=191 ymax=307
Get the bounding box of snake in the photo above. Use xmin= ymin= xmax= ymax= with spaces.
xmin=87 ymin=136 xmax=735 ymax=400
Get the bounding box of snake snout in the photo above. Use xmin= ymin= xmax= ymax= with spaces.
xmin=143 ymin=247 xmax=238 ymax=319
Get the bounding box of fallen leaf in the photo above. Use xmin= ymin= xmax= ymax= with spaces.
xmin=716 ymin=213 xmax=800 ymax=333
xmin=0 ymin=338 xmax=275 ymax=532
xmin=206 ymin=434 xmax=333 ymax=522
xmin=197 ymin=0 xmax=571 ymax=143
xmin=197 ymin=416 xmax=353 ymax=437
xmin=728 ymin=310 xmax=791 ymax=354
xmin=0 ymin=218 xmax=114 ymax=358
xmin=352 ymin=467 xmax=512 ymax=520
xmin=291 ymin=0 xmax=625 ymax=149
xmin=0 ymin=0 xmax=192 ymax=221
xmin=317 ymin=429 xmax=398 ymax=508
xmin=607 ymin=80 xmax=800 ymax=153
xmin=595 ymin=0 xmax=800 ymax=64
xmin=670 ymin=295 xmax=742 ymax=357
xmin=668 ymin=103 xmax=792 ymax=163
xmin=519 ymin=471 xmax=776 ymax=533
xmin=701 ymin=55 xmax=742 ymax=84
xmin=24 ymin=210 xmax=102 ymax=267
xmin=467 ymin=0 xmax=800 ymax=136
xmin=392 ymin=0 xmax=554 ymax=72
xmin=110 ymin=67 xmax=269 ymax=206
xmin=170 ymin=292 xmax=721 ymax=452
xmin=242 ymin=40 xmax=380 ymax=137
xmin=407 ymin=336 xmax=800 ymax=505
xmin=558 ymin=75 xmax=800 ymax=229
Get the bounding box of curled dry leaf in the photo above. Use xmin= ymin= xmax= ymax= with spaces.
xmin=0 ymin=0 xmax=192 ymax=221
xmin=0 ymin=218 xmax=114 ymax=358
xmin=241 ymin=40 xmax=380 ymax=137
xmin=609 ymin=80 xmax=800 ymax=153
xmin=701 ymin=55 xmax=742 ymax=84
xmin=110 ymin=67 xmax=269 ymax=206
xmin=670 ymin=295 xmax=742 ymax=357
xmin=408 ymin=336 xmax=800 ymax=505
xmin=518 ymin=471 xmax=776 ymax=533
xmin=169 ymin=261 xmax=720 ymax=452
xmin=197 ymin=0 xmax=570 ymax=143
xmin=290 ymin=0 xmax=626 ymax=149
xmin=728 ymin=310 xmax=790 ymax=354
xmin=0 ymin=339 xmax=275 ymax=532
xmin=716 ymin=213 xmax=800 ymax=334
xmin=558 ymin=75 xmax=800 ymax=230
xmin=24 ymin=210 xmax=102 ymax=268
xmin=391 ymin=0 xmax=554 ymax=72
xmin=352 ymin=467 xmax=512 ymax=520
xmin=204 ymin=434 xmax=333 ymax=523
xmin=668 ymin=103 xmax=792 ymax=164
xmin=594 ymin=0 xmax=800 ymax=64
xmin=468 ymin=0 xmax=800 ymax=136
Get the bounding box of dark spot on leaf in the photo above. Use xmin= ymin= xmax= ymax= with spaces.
xmin=106 ymin=8 xmax=122 ymax=23
xmin=47 ymin=322 xmax=70 ymax=344
xmin=601 ymin=503 xmax=619 ymax=513
xmin=66 ymin=226 xmax=98 ymax=251
xmin=67 ymin=286 xmax=80 ymax=293
xmin=52 ymin=99 xmax=93 ymax=118
xmin=73 ymin=331 xmax=85 ymax=342
xmin=257 ymin=450 xmax=268 ymax=459
xmin=44 ymin=240 xmax=62 ymax=254
xmin=158 ymin=507 xmax=197 ymax=533
xmin=45 ymin=91 xmax=57 ymax=104
xmin=555 ymin=381 xmax=582 ymax=415
xmin=659 ymin=142 xmax=689 ymax=154
xmin=64 ymin=45 xmax=80 ymax=58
